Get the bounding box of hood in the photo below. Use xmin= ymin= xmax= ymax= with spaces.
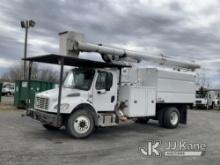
xmin=196 ymin=98 xmax=206 ymax=101
xmin=196 ymin=98 xmax=207 ymax=104
xmin=2 ymin=88 xmax=8 ymax=92
xmin=36 ymin=88 xmax=89 ymax=101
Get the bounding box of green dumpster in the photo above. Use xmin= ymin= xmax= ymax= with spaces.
xmin=14 ymin=80 xmax=56 ymax=108
xmin=0 ymin=83 xmax=2 ymax=103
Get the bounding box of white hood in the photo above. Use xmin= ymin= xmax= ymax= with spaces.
xmin=36 ymin=88 xmax=89 ymax=102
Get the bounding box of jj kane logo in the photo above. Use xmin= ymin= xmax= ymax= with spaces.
xmin=139 ymin=139 xmax=207 ymax=157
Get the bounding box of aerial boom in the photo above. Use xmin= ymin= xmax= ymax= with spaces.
xmin=59 ymin=31 xmax=200 ymax=71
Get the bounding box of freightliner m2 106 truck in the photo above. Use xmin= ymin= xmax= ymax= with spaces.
xmin=25 ymin=31 xmax=200 ymax=138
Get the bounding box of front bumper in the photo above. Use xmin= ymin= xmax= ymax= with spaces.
xmin=26 ymin=108 xmax=62 ymax=127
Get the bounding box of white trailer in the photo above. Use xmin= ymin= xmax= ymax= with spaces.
xmin=25 ymin=31 xmax=200 ymax=138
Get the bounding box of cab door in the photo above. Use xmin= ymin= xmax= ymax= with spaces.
xmin=92 ymin=70 xmax=117 ymax=111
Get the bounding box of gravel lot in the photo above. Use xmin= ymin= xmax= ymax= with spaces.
xmin=0 ymin=107 xmax=220 ymax=165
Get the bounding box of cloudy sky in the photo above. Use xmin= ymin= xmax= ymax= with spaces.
xmin=0 ymin=0 xmax=220 ymax=87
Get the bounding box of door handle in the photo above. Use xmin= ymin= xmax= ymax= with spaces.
xmin=97 ymin=90 xmax=106 ymax=94
xmin=111 ymin=96 xmax=115 ymax=103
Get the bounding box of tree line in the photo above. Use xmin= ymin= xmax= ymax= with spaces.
xmin=0 ymin=63 xmax=59 ymax=83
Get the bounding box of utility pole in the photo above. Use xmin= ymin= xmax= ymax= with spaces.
xmin=21 ymin=20 xmax=35 ymax=79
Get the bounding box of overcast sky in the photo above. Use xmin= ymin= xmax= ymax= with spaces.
xmin=0 ymin=0 xmax=220 ymax=87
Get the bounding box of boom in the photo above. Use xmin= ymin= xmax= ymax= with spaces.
xmin=59 ymin=31 xmax=200 ymax=71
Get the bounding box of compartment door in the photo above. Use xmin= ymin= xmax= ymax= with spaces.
xmin=130 ymin=87 xmax=147 ymax=117
xmin=146 ymin=88 xmax=156 ymax=116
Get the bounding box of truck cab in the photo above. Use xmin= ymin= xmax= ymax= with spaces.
xmin=2 ymin=83 xmax=15 ymax=96
xmin=195 ymin=92 xmax=208 ymax=108
xmin=195 ymin=90 xmax=216 ymax=109
xmin=31 ymin=66 xmax=121 ymax=138
xmin=35 ymin=68 xmax=118 ymax=114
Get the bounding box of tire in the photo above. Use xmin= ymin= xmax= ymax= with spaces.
xmin=163 ymin=107 xmax=180 ymax=129
xmin=6 ymin=92 xmax=11 ymax=96
xmin=66 ymin=110 xmax=94 ymax=138
xmin=135 ymin=117 xmax=149 ymax=124
xmin=42 ymin=124 xmax=60 ymax=130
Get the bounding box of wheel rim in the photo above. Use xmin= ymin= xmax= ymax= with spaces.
xmin=73 ymin=115 xmax=90 ymax=134
xmin=170 ymin=112 xmax=178 ymax=125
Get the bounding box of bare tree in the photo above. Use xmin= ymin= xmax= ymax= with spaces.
xmin=36 ymin=67 xmax=59 ymax=82
xmin=0 ymin=62 xmax=59 ymax=83
xmin=195 ymin=72 xmax=210 ymax=89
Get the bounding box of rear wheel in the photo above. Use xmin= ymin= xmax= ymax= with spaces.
xmin=163 ymin=107 xmax=180 ymax=129
xmin=66 ymin=110 xmax=94 ymax=138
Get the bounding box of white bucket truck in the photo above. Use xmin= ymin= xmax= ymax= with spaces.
xmin=25 ymin=31 xmax=200 ymax=138
xmin=195 ymin=90 xmax=220 ymax=109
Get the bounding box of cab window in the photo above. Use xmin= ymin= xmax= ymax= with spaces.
xmin=96 ymin=71 xmax=113 ymax=91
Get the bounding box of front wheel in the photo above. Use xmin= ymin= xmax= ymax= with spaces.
xmin=66 ymin=110 xmax=94 ymax=138
xmin=163 ymin=107 xmax=180 ymax=129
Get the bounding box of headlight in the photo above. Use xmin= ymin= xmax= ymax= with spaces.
xmin=54 ymin=103 xmax=70 ymax=110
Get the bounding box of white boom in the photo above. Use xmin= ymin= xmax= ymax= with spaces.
xmin=59 ymin=31 xmax=200 ymax=70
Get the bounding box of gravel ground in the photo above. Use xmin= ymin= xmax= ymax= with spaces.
xmin=0 ymin=108 xmax=220 ymax=165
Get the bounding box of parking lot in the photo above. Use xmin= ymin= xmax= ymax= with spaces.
xmin=0 ymin=97 xmax=219 ymax=165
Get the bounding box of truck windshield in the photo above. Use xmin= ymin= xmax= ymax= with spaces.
xmin=196 ymin=93 xmax=207 ymax=98
xmin=196 ymin=94 xmax=204 ymax=98
xmin=63 ymin=68 xmax=95 ymax=90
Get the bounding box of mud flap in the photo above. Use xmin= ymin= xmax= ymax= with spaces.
xmin=180 ymin=108 xmax=187 ymax=124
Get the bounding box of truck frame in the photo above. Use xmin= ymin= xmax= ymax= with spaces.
xmin=24 ymin=31 xmax=200 ymax=138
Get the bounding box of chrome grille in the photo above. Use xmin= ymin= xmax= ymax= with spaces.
xmin=35 ymin=97 xmax=49 ymax=110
